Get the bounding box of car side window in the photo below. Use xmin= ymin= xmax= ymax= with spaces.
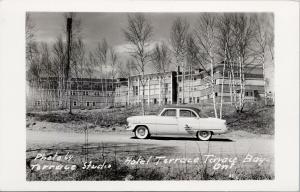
xmin=180 ymin=110 xmax=197 ymax=118
xmin=161 ymin=109 xmax=176 ymax=117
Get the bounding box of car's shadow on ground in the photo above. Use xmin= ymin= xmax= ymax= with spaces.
xmin=130 ymin=136 xmax=234 ymax=142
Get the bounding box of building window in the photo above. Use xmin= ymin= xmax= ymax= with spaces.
xmin=133 ymin=86 xmax=138 ymax=96
xmin=92 ymin=102 xmax=95 ymax=106
xmin=73 ymin=101 xmax=77 ymax=106
xmin=179 ymin=98 xmax=182 ymax=103
xmin=179 ymin=87 xmax=182 ymax=92
xmin=250 ymin=91 xmax=253 ymax=96
xmin=245 ymin=92 xmax=249 ymax=96
xmin=197 ymin=97 xmax=200 ymax=103
xmin=86 ymin=102 xmax=90 ymax=107
xmin=189 ymin=97 xmax=192 ymax=103
xmin=164 ymin=98 xmax=168 ymax=104
xmin=153 ymin=98 xmax=157 ymax=104
xmin=83 ymin=91 xmax=88 ymax=96
xmin=215 ymin=92 xmax=218 ymax=97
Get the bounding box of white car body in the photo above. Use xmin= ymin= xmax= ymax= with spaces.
xmin=126 ymin=107 xmax=228 ymax=140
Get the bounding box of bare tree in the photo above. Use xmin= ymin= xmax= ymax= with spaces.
xmin=194 ymin=13 xmax=218 ymax=118
xmin=86 ymin=52 xmax=96 ymax=79
xmin=40 ymin=43 xmax=53 ymax=76
xmin=71 ymin=39 xmax=87 ymax=108
xmin=252 ymin=13 xmax=274 ymax=105
xmin=117 ymin=59 xmax=135 ymax=106
xmin=170 ymin=17 xmax=189 ymax=104
xmin=109 ymin=47 xmax=118 ymax=106
xmin=52 ymin=36 xmax=66 ymax=108
xmin=26 ymin=13 xmax=36 ymax=67
xmin=50 ymin=12 xmax=83 ymax=113
xmin=26 ymin=13 xmax=35 ymax=43
xmin=51 ymin=12 xmax=83 ymax=111
xmin=151 ymin=42 xmax=171 ymax=105
xmin=230 ymin=14 xmax=258 ymax=113
xmin=94 ymin=38 xmax=109 ymax=105
xmin=215 ymin=14 xmax=236 ymax=118
xmin=26 ymin=13 xmax=41 ymax=83
xmin=71 ymin=38 xmax=86 ymax=78
xmin=123 ymin=13 xmax=153 ymax=115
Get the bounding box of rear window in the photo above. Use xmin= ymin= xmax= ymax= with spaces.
xmin=192 ymin=108 xmax=209 ymax=118
xmin=161 ymin=109 xmax=176 ymax=117
xmin=180 ymin=110 xmax=197 ymax=117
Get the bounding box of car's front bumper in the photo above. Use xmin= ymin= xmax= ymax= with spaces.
xmin=125 ymin=123 xmax=135 ymax=131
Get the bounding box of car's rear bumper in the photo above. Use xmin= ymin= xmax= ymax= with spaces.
xmin=212 ymin=126 xmax=228 ymax=134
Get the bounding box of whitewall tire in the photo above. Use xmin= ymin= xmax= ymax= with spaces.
xmin=135 ymin=126 xmax=149 ymax=139
xmin=197 ymin=131 xmax=212 ymax=141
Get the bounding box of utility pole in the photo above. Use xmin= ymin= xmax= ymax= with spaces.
xmin=177 ymin=65 xmax=180 ymax=105
xmin=66 ymin=17 xmax=72 ymax=114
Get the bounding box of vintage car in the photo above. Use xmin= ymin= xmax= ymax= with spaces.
xmin=126 ymin=106 xmax=228 ymax=141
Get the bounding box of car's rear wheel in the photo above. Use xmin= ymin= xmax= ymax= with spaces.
xmin=196 ymin=131 xmax=212 ymax=141
xmin=135 ymin=126 xmax=149 ymax=139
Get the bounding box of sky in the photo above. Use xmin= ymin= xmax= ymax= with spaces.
xmin=28 ymin=12 xmax=201 ymax=76
xmin=28 ymin=12 xmax=274 ymax=92
xmin=29 ymin=12 xmax=198 ymax=51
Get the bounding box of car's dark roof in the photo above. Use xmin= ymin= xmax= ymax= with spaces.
xmin=162 ymin=106 xmax=202 ymax=112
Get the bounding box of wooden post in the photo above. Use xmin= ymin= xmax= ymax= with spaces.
xmin=127 ymin=77 xmax=130 ymax=106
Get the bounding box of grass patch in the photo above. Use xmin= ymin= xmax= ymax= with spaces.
xmin=26 ymin=143 xmax=274 ymax=181
xmin=27 ymin=102 xmax=274 ymax=135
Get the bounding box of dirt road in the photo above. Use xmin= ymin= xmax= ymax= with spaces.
xmin=27 ymin=130 xmax=273 ymax=155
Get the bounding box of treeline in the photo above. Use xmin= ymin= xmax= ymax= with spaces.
xmin=26 ymin=13 xmax=273 ymax=116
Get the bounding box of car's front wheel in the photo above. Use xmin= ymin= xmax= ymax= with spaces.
xmin=196 ymin=131 xmax=212 ymax=141
xmin=134 ymin=126 xmax=149 ymax=139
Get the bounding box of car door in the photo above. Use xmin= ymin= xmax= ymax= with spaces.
xmin=178 ymin=109 xmax=200 ymax=135
xmin=155 ymin=109 xmax=179 ymax=135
